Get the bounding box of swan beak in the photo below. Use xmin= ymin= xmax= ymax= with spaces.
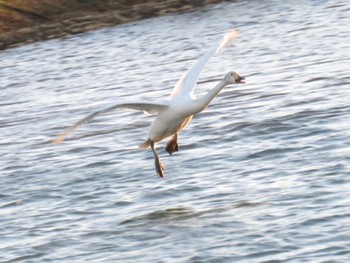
xmin=236 ymin=76 xmax=245 ymax=84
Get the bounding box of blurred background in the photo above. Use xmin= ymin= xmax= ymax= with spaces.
xmin=1 ymin=0 xmax=350 ymax=262
xmin=0 ymin=0 xmax=223 ymax=49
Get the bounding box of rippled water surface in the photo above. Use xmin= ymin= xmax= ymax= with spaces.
xmin=1 ymin=1 xmax=350 ymax=262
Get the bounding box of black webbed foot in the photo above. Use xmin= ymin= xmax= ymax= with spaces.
xmin=154 ymin=155 xmax=165 ymax=178
xmin=151 ymin=140 xmax=165 ymax=178
xmin=166 ymin=134 xmax=179 ymax=155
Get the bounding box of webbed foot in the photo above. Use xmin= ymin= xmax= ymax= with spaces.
xmin=151 ymin=140 xmax=165 ymax=178
xmin=166 ymin=134 xmax=179 ymax=155
xmin=154 ymin=155 xmax=165 ymax=178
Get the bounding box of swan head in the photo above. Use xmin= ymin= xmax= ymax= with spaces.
xmin=224 ymin=71 xmax=245 ymax=84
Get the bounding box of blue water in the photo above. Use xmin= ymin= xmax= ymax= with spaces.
xmin=1 ymin=0 xmax=350 ymax=262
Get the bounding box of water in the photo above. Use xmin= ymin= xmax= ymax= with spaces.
xmin=1 ymin=0 xmax=350 ymax=262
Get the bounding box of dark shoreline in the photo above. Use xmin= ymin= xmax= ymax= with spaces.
xmin=0 ymin=0 xmax=229 ymax=51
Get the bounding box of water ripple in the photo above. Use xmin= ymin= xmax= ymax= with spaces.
xmin=1 ymin=0 xmax=350 ymax=262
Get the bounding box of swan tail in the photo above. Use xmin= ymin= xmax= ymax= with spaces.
xmin=138 ymin=139 xmax=151 ymax=150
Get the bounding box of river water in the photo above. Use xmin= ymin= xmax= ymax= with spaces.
xmin=1 ymin=0 xmax=350 ymax=262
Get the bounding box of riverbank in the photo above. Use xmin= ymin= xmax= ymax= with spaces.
xmin=0 ymin=0 xmax=228 ymax=50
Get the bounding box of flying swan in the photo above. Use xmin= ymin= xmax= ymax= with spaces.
xmin=54 ymin=30 xmax=245 ymax=178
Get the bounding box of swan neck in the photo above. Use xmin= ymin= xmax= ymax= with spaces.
xmin=197 ymin=80 xmax=227 ymax=110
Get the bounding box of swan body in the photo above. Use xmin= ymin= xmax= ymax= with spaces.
xmin=55 ymin=30 xmax=245 ymax=177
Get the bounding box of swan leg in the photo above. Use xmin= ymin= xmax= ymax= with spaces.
xmin=166 ymin=134 xmax=179 ymax=155
xmin=151 ymin=141 xmax=165 ymax=178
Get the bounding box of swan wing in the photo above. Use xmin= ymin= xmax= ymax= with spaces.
xmin=171 ymin=29 xmax=239 ymax=98
xmin=54 ymin=102 xmax=168 ymax=144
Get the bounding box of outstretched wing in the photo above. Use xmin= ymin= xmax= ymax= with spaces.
xmin=54 ymin=102 xmax=168 ymax=144
xmin=170 ymin=29 xmax=239 ymax=98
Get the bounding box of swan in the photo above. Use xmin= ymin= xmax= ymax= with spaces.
xmin=54 ymin=29 xmax=245 ymax=178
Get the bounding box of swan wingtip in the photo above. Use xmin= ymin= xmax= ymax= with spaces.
xmin=222 ymin=29 xmax=239 ymax=48
xmin=53 ymin=137 xmax=62 ymax=145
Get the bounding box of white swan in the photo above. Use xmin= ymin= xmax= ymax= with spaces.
xmin=54 ymin=30 xmax=245 ymax=177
